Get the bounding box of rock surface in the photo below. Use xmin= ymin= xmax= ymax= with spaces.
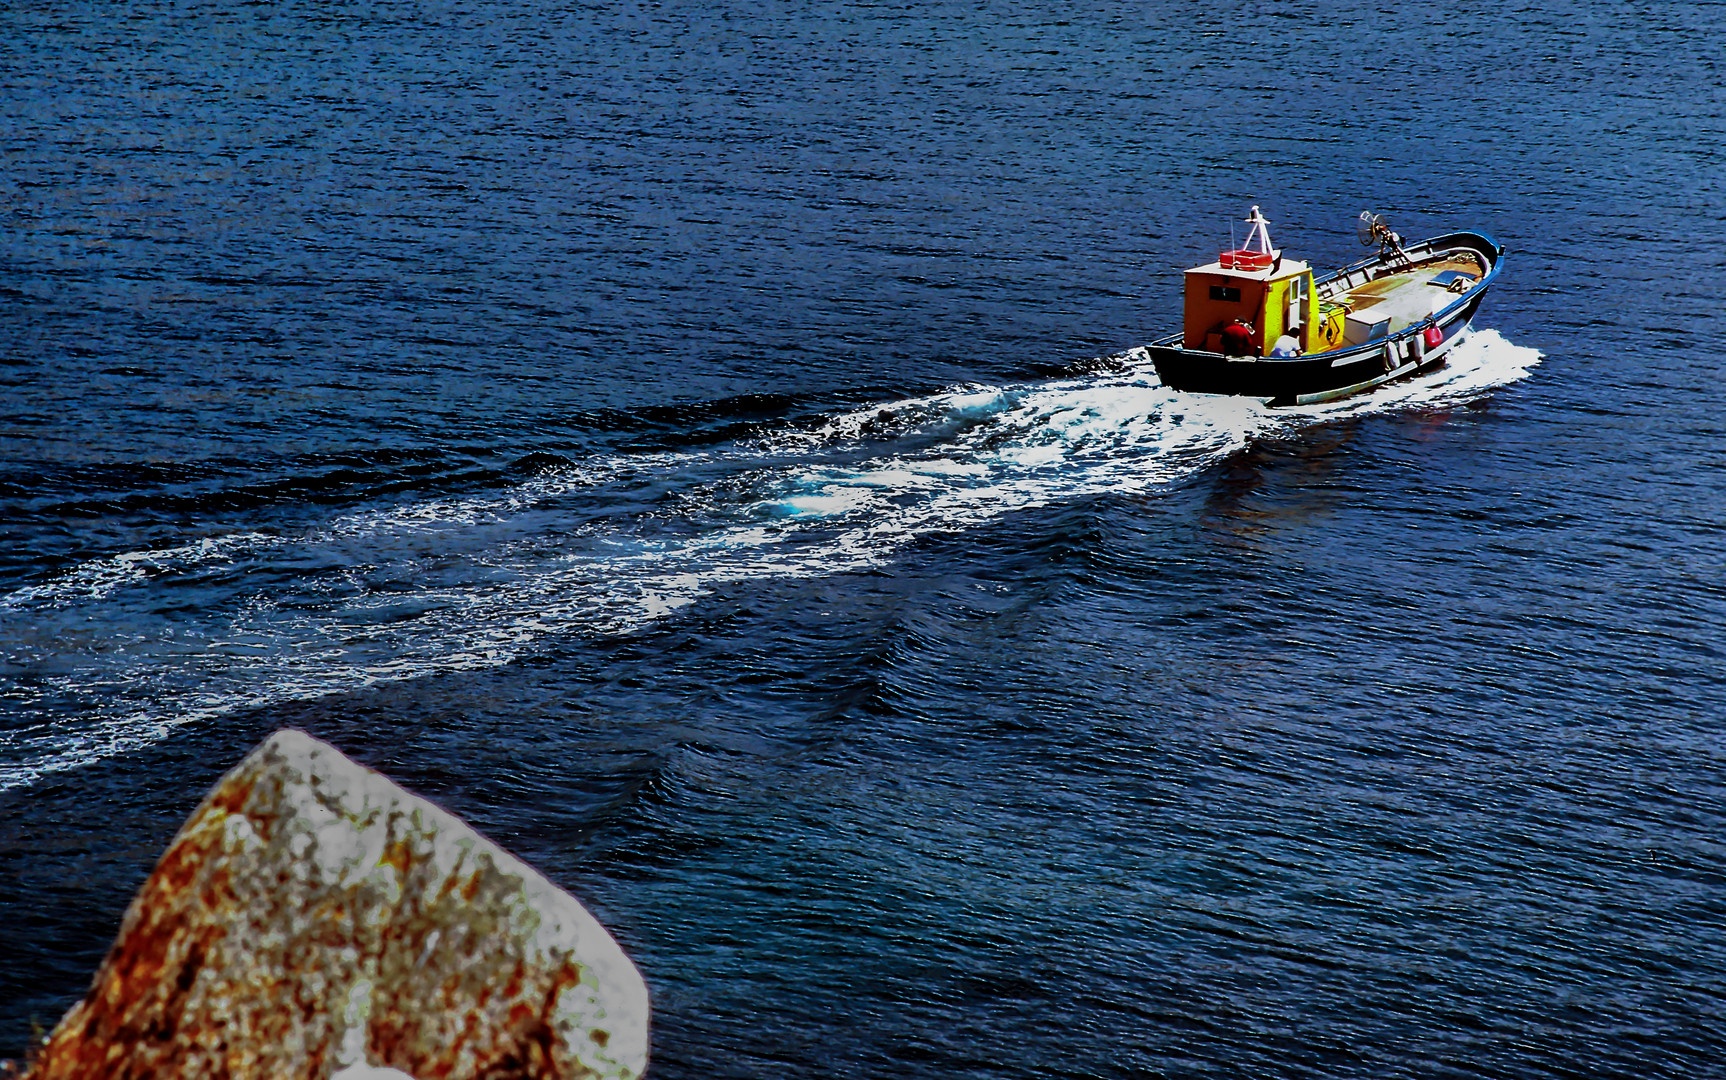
xmin=20 ymin=730 xmax=647 ymax=1080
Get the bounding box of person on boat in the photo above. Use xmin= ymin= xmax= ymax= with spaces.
xmin=1219 ymin=318 xmax=1254 ymax=356
xmin=1270 ymin=332 xmax=1300 ymax=357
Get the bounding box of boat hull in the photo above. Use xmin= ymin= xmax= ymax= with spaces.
xmin=1148 ymin=231 xmax=1503 ymax=407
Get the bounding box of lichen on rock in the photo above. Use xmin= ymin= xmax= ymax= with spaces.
xmin=20 ymin=730 xmax=648 ymax=1080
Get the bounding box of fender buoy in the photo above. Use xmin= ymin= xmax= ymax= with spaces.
xmin=1424 ymin=325 xmax=1444 ymax=349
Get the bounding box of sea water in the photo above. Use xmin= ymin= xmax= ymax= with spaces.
xmin=2 ymin=2 xmax=1722 ymax=1077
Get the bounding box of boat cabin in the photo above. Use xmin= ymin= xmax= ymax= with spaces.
xmin=1182 ymin=206 xmax=1319 ymax=356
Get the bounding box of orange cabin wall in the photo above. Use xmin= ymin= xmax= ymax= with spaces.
xmin=1183 ymin=274 xmax=1266 ymax=352
xmin=1183 ymin=268 xmax=1318 ymax=355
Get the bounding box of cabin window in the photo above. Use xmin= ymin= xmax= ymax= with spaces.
xmin=1209 ymin=285 xmax=1241 ymax=302
xmin=1286 ymin=275 xmax=1308 ymax=330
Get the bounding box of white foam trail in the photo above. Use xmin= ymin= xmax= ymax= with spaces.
xmin=0 ymin=532 xmax=276 ymax=610
xmin=0 ymin=453 xmax=672 ymax=612
xmin=0 ymin=330 xmax=1541 ymax=791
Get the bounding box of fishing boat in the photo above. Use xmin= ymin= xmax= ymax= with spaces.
xmin=1147 ymin=207 xmax=1503 ymax=406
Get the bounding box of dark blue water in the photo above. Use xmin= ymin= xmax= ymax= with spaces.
xmin=4 ymin=2 xmax=1724 ymax=1076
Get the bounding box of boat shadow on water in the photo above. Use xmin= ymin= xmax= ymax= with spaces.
xmin=1195 ymin=422 xmax=1365 ymax=546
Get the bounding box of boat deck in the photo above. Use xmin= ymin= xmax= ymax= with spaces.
xmin=1325 ymin=251 xmax=1486 ymax=338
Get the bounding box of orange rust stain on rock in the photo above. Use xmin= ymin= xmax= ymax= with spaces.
xmin=380 ymin=838 xmax=414 ymax=878
xmin=448 ymin=1013 xmax=482 ymax=1071
xmin=150 ymin=835 xmax=210 ymax=897
xmin=207 ymin=775 xmax=256 ymax=816
xmin=26 ymin=922 xmax=228 ymax=1079
xmin=367 ymin=1006 xmax=411 ymax=1074
xmin=199 ymin=864 xmax=236 ymax=912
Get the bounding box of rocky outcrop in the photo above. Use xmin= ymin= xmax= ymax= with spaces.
xmin=19 ymin=730 xmax=648 ymax=1080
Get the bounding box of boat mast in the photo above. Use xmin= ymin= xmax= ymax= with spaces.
xmin=1242 ymin=205 xmax=1276 ymax=258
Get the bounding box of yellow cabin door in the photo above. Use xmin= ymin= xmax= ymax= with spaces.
xmin=1286 ymin=273 xmax=1310 ymax=349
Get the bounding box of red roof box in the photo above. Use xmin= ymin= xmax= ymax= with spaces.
xmin=1217 ymin=249 xmax=1273 ymax=271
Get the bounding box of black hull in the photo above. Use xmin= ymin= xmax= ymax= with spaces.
xmin=1149 ymin=231 xmax=1503 ymax=406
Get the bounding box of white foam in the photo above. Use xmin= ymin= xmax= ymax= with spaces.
xmin=0 ymin=330 xmax=1541 ymax=792
xmin=0 ymin=531 xmax=276 ymax=611
xmin=0 ymin=454 xmax=659 ymax=612
xmin=1274 ymin=328 xmax=1542 ymax=419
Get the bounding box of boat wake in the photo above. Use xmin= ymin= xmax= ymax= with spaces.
xmin=0 ymin=330 xmax=1541 ymax=791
